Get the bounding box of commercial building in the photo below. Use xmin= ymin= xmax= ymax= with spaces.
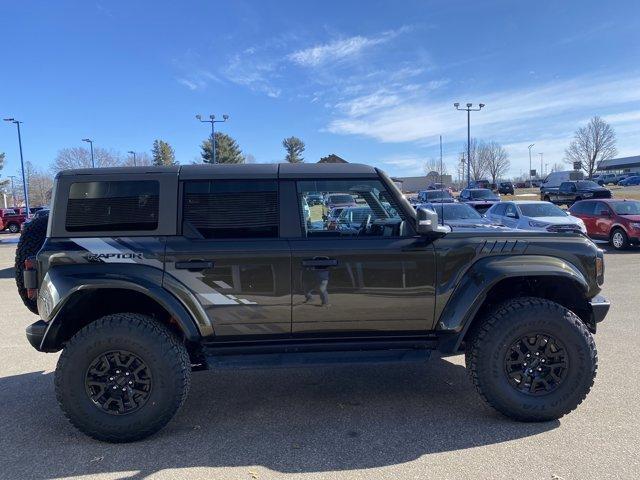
xmin=596 ymin=155 xmax=640 ymax=174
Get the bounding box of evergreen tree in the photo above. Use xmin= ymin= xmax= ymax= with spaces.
xmin=282 ymin=136 xmax=305 ymax=163
xmin=152 ymin=140 xmax=176 ymax=166
xmin=201 ymin=132 xmax=245 ymax=164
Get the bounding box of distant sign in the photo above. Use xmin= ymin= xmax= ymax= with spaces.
xmin=573 ymin=162 xmax=582 ymax=170
xmin=530 ymin=169 xmax=537 ymax=177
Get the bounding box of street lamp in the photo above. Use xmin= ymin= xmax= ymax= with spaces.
xmin=3 ymin=118 xmax=30 ymax=217
xmin=196 ymin=114 xmax=229 ymax=164
xmin=127 ymin=151 xmax=137 ymax=166
xmin=82 ymin=138 xmax=95 ymax=168
xmin=528 ymin=143 xmax=535 ymax=185
xmin=454 ymin=102 xmax=485 ymax=187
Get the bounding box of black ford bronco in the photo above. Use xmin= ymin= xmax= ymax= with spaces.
xmin=17 ymin=163 xmax=609 ymax=442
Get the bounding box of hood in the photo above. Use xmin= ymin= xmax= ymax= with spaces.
xmin=533 ymin=216 xmax=582 ymax=225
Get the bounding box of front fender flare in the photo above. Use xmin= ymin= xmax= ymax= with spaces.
xmin=436 ymin=255 xmax=590 ymax=353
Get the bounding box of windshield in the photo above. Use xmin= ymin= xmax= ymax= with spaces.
xmin=576 ymin=181 xmax=600 ymax=189
xmin=433 ymin=203 xmax=482 ymax=221
xmin=470 ymin=190 xmax=498 ymax=200
xmin=426 ymin=190 xmax=452 ymax=200
xmin=328 ymin=194 xmax=354 ymax=204
xmin=519 ymin=203 xmax=566 ymax=217
xmin=611 ymin=201 xmax=640 ymax=215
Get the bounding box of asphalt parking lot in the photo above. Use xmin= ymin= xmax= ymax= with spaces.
xmin=0 ymin=233 xmax=638 ymax=480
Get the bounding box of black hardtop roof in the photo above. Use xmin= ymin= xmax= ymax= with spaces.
xmin=58 ymin=162 xmax=379 ymax=180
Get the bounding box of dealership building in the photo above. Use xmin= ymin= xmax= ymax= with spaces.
xmin=596 ymin=155 xmax=640 ymax=174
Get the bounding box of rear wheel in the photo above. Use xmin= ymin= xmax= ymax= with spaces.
xmin=8 ymin=223 xmax=20 ymax=233
xmin=55 ymin=313 xmax=191 ymax=442
xmin=543 ymin=195 xmax=550 ymax=202
xmin=610 ymin=228 xmax=629 ymax=250
xmin=466 ymin=297 xmax=597 ymax=422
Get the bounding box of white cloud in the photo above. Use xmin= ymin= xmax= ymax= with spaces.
xmin=288 ymin=27 xmax=410 ymax=68
xmin=222 ymin=53 xmax=281 ymax=98
xmin=327 ymin=72 xmax=640 ymax=176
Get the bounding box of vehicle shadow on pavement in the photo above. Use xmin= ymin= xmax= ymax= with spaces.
xmin=0 ymin=357 xmax=558 ymax=479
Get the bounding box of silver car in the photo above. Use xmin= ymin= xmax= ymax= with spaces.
xmin=486 ymin=201 xmax=586 ymax=234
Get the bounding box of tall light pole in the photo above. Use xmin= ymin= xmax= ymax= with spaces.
xmin=538 ymin=152 xmax=543 ymax=178
xmin=127 ymin=151 xmax=137 ymax=166
xmin=454 ymin=102 xmax=485 ymax=187
xmin=196 ymin=114 xmax=229 ymax=164
xmin=527 ymin=143 xmax=535 ymax=185
xmin=3 ymin=118 xmax=30 ymax=216
xmin=82 ymin=138 xmax=95 ymax=168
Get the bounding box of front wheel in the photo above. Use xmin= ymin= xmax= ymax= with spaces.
xmin=466 ymin=297 xmax=597 ymax=422
xmin=55 ymin=313 xmax=191 ymax=442
xmin=8 ymin=223 xmax=20 ymax=233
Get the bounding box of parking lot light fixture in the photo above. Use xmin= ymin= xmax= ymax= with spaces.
xmin=82 ymin=138 xmax=95 ymax=168
xmin=127 ymin=151 xmax=137 ymax=166
xmin=196 ymin=114 xmax=229 ymax=164
xmin=3 ymin=118 xmax=30 ymax=217
xmin=454 ymin=103 xmax=485 ymax=188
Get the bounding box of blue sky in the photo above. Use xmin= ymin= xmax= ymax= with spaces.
xmin=1 ymin=0 xmax=639 ymax=179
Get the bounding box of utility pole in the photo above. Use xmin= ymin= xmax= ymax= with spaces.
xmin=439 ymin=135 xmax=443 ymax=185
xmin=454 ymin=103 xmax=485 ymax=187
xmin=196 ymin=114 xmax=229 ymax=164
xmin=3 ymin=118 xmax=30 ymax=216
xmin=538 ymin=152 xmax=544 ymax=178
xmin=127 ymin=151 xmax=137 ymax=166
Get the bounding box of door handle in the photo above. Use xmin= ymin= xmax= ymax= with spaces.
xmin=175 ymin=260 xmax=214 ymax=270
xmin=301 ymin=257 xmax=338 ymax=267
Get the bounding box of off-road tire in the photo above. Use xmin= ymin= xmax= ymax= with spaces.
xmin=14 ymin=215 xmax=48 ymax=314
xmin=465 ymin=297 xmax=597 ymax=422
xmin=55 ymin=313 xmax=191 ymax=442
xmin=610 ymin=228 xmax=629 ymax=250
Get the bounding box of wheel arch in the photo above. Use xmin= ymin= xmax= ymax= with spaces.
xmin=436 ymin=255 xmax=594 ymax=353
xmin=40 ymin=284 xmax=202 ymax=353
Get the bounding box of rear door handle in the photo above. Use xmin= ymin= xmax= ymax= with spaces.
xmin=175 ymin=260 xmax=214 ymax=270
xmin=302 ymin=257 xmax=338 ymax=267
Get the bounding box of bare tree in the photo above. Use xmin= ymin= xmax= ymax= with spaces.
xmin=13 ymin=162 xmax=53 ymax=206
xmin=480 ymin=141 xmax=510 ymax=185
xmin=122 ymin=152 xmax=153 ymax=167
xmin=460 ymin=138 xmax=487 ymax=181
xmin=565 ymin=116 xmax=617 ymax=178
xmin=551 ymin=162 xmax=565 ymax=173
xmin=423 ymin=157 xmax=449 ymax=177
xmin=51 ymin=147 xmax=122 ymax=173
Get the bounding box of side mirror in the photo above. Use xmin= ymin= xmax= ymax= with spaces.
xmin=600 ymin=210 xmax=610 ymax=217
xmin=416 ymin=207 xmax=449 ymax=236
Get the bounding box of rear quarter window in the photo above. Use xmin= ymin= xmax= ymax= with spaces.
xmin=65 ymin=181 xmax=160 ymax=232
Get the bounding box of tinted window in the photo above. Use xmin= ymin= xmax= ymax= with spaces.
xmin=183 ymin=180 xmax=278 ymax=239
xmin=505 ymin=203 xmax=519 ymax=217
xmin=469 ymin=189 xmax=499 ymax=200
xmin=576 ymin=181 xmax=600 ymax=189
xmin=297 ymin=179 xmax=407 ymax=238
xmin=611 ymin=201 xmax=640 ymax=215
xmin=570 ymin=201 xmax=593 ymax=215
xmin=432 ymin=203 xmax=482 ymax=220
xmin=594 ymin=202 xmax=610 ymax=216
xmin=425 ymin=190 xmax=453 ymax=200
xmin=491 ymin=203 xmax=507 ymax=216
xmin=66 ymin=181 xmax=159 ymax=232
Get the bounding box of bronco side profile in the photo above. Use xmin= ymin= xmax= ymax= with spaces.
xmin=18 ymin=163 xmax=609 ymax=442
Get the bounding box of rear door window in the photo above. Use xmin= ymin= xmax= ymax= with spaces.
xmin=183 ymin=180 xmax=279 ymax=239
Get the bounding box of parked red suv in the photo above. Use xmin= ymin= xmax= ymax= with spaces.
xmin=569 ymin=199 xmax=640 ymax=250
xmin=0 ymin=208 xmax=27 ymax=233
